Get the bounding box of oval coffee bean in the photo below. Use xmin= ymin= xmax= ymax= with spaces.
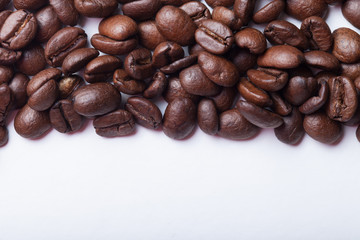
xmin=99 ymin=15 xmax=137 ymax=41
xmin=269 ymin=92 xmax=292 ymax=116
xmin=143 ymin=71 xmax=168 ymax=99
xmin=113 ymin=69 xmax=146 ymax=95
xmin=8 ymin=73 xmax=28 ymax=109
xmin=50 ymin=99 xmax=84 ymax=133
xmin=237 ymin=77 xmax=272 ymax=107
xmin=93 ymin=109 xmax=135 ymax=137
xmin=0 ymin=125 xmax=8 ymax=147
xmin=180 ymin=1 xmax=211 ymax=27
xmin=0 ymin=83 xmax=12 ymax=124
xmin=257 ymin=45 xmax=305 ymax=69
xmin=74 ymin=0 xmax=118 ymax=18
xmin=285 ymin=0 xmax=327 ymax=20
xmin=342 ymin=0 xmax=360 ymax=29
xmin=299 ymin=80 xmax=328 ymax=115
xmin=274 ymin=108 xmax=304 ymax=145
xmin=300 ymin=16 xmax=333 ymax=52
xmin=14 ymin=0 xmax=47 ymax=10
xmin=122 ymin=0 xmax=161 ymax=21
xmin=233 ymin=0 xmax=256 ymax=25
xmin=124 ymin=48 xmax=154 ymax=80
xmin=49 ymin=0 xmax=79 ymax=26
xmin=247 ymin=67 xmax=288 ymax=92
xmin=163 ymin=77 xmax=200 ymax=103
xmin=163 ymin=97 xmax=197 ymax=140
xmin=16 ymin=43 xmax=46 ymax=76
xmin=62 ymin=48 xmax=99 ymax=76
xmin=84 ymin=55 xmax=122 ymax=83
xmin=35 ymin=5 xmax=62 ymax=43
xmin=304 ymin=50 xmax=340 ymax=72
xmin=198 ymin=98 xmax=219 ymax=135
xmin=252 ymin=0 xmax=285 ymax=24
xmin=125 ymin=96 xmax=162 ymax=129
xmin=160 ymin=55 xmax=197 ymax=75
xmin=58 ymin=75 xmax=84 ymax=99
xmin=0 ymin=65 xmax=13 ymax=84
xmin=138 ymin=21 xmax=166 ymax=51
xmin=333 ymin=28 xmax=360 ymax=64
xmin=14 ymin=104 xmax=51 ymax=139
xmin=152 ymin=42 xmax=184 ymax=69
xmin=210 ymin=87 xmax=237 ymax=112
xmin=73 ymin=82 xmax=121 ymax=118
xmin=234 ymin=27 xmax=267 ymax=55
xmin=212 ymin=6 xmax=242 ymax=31
xmin=282 ymin=76 xmax=317 ymax=106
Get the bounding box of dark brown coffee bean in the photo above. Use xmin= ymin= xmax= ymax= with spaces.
xmin=269 ymin=92 xmax=292 ymax=116
xmin=228 ymin=47 xmax=257 ymax=75
xmin=93 ymin=109 xmax=135 ymax=137
xmin=342 ymin=0 xmax=360 ymax=29
xmin=8 ymin=73 xmax=28 ymax=109
xmin=99 ymin=14 xmax=137 ymax=41
xmin=0 ymin=10 xmax=37 ymax=50
xmin=16 ymin=43 xmax=46 ymax=76
xmin=0 ymin=47 xmax=21 ymax=65
xmin=45 ymin=27 xmax=87 ymax=67
xmin=180 ymin=64 xmax=221 ymax=97
xmin=0 ymin=10 xmax=12 ymax=29
xmin=62 ymin=48 xmax=99 ymax=76
xmin=286 ymin=0 xmax=327 ymax=20
xmin=91 ymin=34 xmax=138 ymax=56
xmin=113 ymin=69 xmax=146 ymax=95
xmin=198 ymin=51 xmax=239 ymax=87
xmin=237 ymin=77 xmax=272 ymax=107
xmin=233 ymin=0 xmax=256 ymax=25
xmin=0 ymin=65 xmax=13 ymax=84
xmin=0 ymin=0 xmax=10 ymax=11
xmin=155 ymin=5 xmax=197 ymax=46
xmin=282 ymin=76 xmax=317 ymax=106
xmin=152 ymin=42 xmax=184 ymax=69
xmin=138 ymin=21 xmax=167 ymax=51
xmin=124 ymin=48 xmax=154 ymax=80
xmin=326 ymin=76 xmax=358 ymax=122
xmin=163 ymin=97 xmax=196 ymax=140
xmin=247 ymin=67 xmax=288 ymax=92
xmin=210 ymin=87 xmax=237 ymax=112
xmin=198 ymin=98 xmax=219 ymax=135
xmin=27 ymin=68 xmax=61 ymax=111
xmin=180 ymin=1 xmax=211 ymax=26
xmin=58 ymin=75 xmax=84 ymax=99
xmin=143 ymin=71 xmax=168 ymax=99
xmin=74 ymin=0 xmax=118 ymax=18
xmin=160 ymin=55 xmax=197 ymax=74
xmin=304 ymin=51 xmax=340 ymax=72
xmin=301 ymin=16 xmax=333 ymax=52
xmin=163 ymin=77 xmax=200 ymax=103
xmin=84 ymin=55 xmax=122 ymax=83
xmin=252 ymin=0 xmax=285 ymax=24
xmin=236 ymin=100 xmax=284 ymax=128
xmin=123 ymin=0 xmax=161 ymax=21
xmin=218 ymin=108 xmax=260 ymax=140
xmin=235 ymin=28 xmax=267 ymax=55
xmin=264 ymin=20 xmax=309 ymax=50
xmin=341 ymin=62 xmax=360 ymax=81
xmin=212 ymin=6 xmax=242 ymax=31
xmin=35 ymin=6 xmax=62 ymax=43
xmin=274 ymin=108 xmax=304 ymax=145
xmin=50 ymin=99 xmax=84 ymax=133
xmin=205 ymin=0 xmax=234 ymax=8
xmin=333 ymin=28 xmax=360 ymax=64
xmin=303 ymin=111 xmax=342 ymax=144
xmin=299 ymin=80 xmax=328 ymax=115
xmin=0 ymin=83 xmax=11 ymax=124
xmin=14 ymin=0 xmax=47 ymax=10
xmin=0 ymin=125 xmax=8 ymax=147
xmin=49 ymin=0 xmax=79 ymax=26
xmin=257 ymin=45 xmax=305 ymax=69
xmin=125 ymin=96 xmax=162 ymax=129
xmin=14 ymin=104 xmax=51 ymax=139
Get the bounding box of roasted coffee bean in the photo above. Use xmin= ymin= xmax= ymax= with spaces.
xmin=163 ymin=97 xmax=196 ymax=140
xmin=62 ymin=48 xmax=99 ymax=76
xmin=252 ymin=0 xmax=285 ymax=24
xmin=198 ymin=51 xmax=239 ymax=87
xmin=212 ymin=6 xmax=242 ymax=31
xmin=99 ymin=14 xmax=137 ymax=41
xmin=124 ymin=48 xmax=154 ymax=80
xmin=274 ymin=108 xmax=304 ymax=145
xmin=0 ymin=10 xmax=37 ymax=50
xmin=198 ymin=98 xmax=219 ymax=135
xmin=332 ymin=28 xmax=360 ymax=64
xmin=237 ymin=77 xmax=272 ymax=107
xmin=285 ymin=0 xmax=327 ymax=20
xmin=195 ymin=19 xmax=234 ymax=55
xmin=35 ymin=6 xmax=62 ymax=43
xmin=342 ymin=0 xmax=360 ymax=29
xmin=236 ymin=100 xmax=284 ymax=128
xmin=152 ymin=42 xmax=184 ymax=69
xmin=0 ymin=47 xmax=21 ymax=65
xmin=304 ymin=51 xmax=340 ymax=72
xmin=113 ymin=69 xmax=146 ymax=95
xmin=93 ymin=109 xmax=135 ymax=137
xmin=74 ymin=0 xmax=118 ymax=18
xmin=341 ymin=62 xmax=360 ymax=81
xmin=180 ymin=64 xmax=221 ymax=97
xmin=73 ymin=82 xmax=121 ymax=118
xmin=14 ymin=0 xmax=47 ymax=10
xmin=0 ymin=0 xmax=10 ymax=11
xmin=160 ymin=55 xmax=197 ymax=74
xmin=123 ymin=0 xmax=161 ymax=21
xmin=0 ymin=10 xmax=12 ymax=29
xmin=233 ymin=0 xmax=256 ymax=25
xmin=257 ymin=45 xmax=305 ymax=69
xmin=143 ymin=71 xmax=168 ymax=99
xmin=326 ymin=76 xmax=358 ymax=122
xmin=14 ymin=104 xmax=51 ymax=139
xmin=49 ymin=0 xmax=79 ymax=26
xmin=27 ymin=68 xmax=61 ymax=112
xmin=8 ymin=73 xmax=28 ymax=109
xmin=269 ymin=92 xmax=292 ymax=116
xmin=50 ymin=99 xmax=84 ymax=133
xmin=180 ymin=1 xmax=211 ymax=26
xmin=205 ymin=0 xmax=234 ymax=8
xmin=235 ymin=28 xmax=267 ymax=55
xmin=247 ymin=67 xmax=288 ymax=92
xmin=0 ymin=83 xmax=12 ymax=124
xmin=303 ymin=111 xmax=342 ymax=144
xmin=91 ymin=34 xmax=138 ymax=56
xmin=125 ymin=96 xmax=162 ymax=129
xmin=58 ymin=75 xmax=84 ymax=99
xmin=210 ymin=86 xmax=237 ymax=112
xmin=282 ymin=76 xmax=317 ymax=106
xmin=84 ymin=55 xmax=122 ymax=83
xmin=45 ymin=27 xmax=87 ymax=67
xmin=138 ymin=21 xmax=167 ymax=51
xmin=155 ymin=5 xmax=197 ymax=46
xmin=0 ymin=125 xmax=8 ymax=147
xmin=264 ymin=20 xmax=309 ymax=50
xmin=218 ymin=108 xmax=260 ymax=140
xmin=301 ymin=16 xmax=333 ymax=52
xmin=0 ymin=65 xmax=13 ymax=84
xmin=228 ymin=47 xmax=257 ymax=75
xmin=299 ymin=80 xmax=328 ymax=115
xmin=163 ymin=76 xmax=200 ymax=103
xmin=16 ymin=43 xmax=46 ymax=76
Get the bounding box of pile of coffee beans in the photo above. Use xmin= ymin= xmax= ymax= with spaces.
xmin=1 ymin=0 xmax=360 ymax=147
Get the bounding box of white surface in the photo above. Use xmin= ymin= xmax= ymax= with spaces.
xmin=1 ymin=2 xmax=360 ymax=240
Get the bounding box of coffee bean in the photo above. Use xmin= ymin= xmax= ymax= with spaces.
xmin=198 ymin=98 xmax=219 ymax=135
xmin=212 ymin=6 xmax=242 ymax=31
xmin=300 ymin=16 xmax=333 ymax=52
xmin=113 ymin=69 xmax=146 ymax=95
xmin=0 ymin=125 xmax=8 ymax=147
xmin=16 ymin=43 xmax=46 ymax=76
xmin=210 ymin=87 xmax=237 ymax=112
xmin=252 ymin=0 xmax=285 ymax=24
xmin=233 ymin=0 xmax=256 ymax=25
xmin=0 ymin=10 xmax=37 ymax=50
xmin=332 ymin=28 xmax=360 ymax=64
xmin=50 ymin=99 xmax=84 ymax=133
xmin=143 ymin=71 xmax=168 ymax=99
xmin=227 ymin=47 xmax=257 ymax=75
xmin=274 ymin=108 xmax=304 ymax=145
xmin=138 ymin=21 xmax=167 ymax=51
xmin=99 ymin=15 xmax=137 ymax=41
xmin=125 ymin=96 xmax=162 ymax=129
xmin=160 ymin=55 xmax=197 ymax=75
xmin=35 ymin=5 xmax=62 ymax=43
xmin=0 ymin=65 xmax=13 ymax=84
xmin=14 ymin=0 xmax=47 ymax=10
xmin=342 ymin=0 xmax=360 ymax=29
xmin=74 ymin=0 xmax=118 ymax=18
xmin=62 ymin=48 xmax=99 ymax=76
xmin=58 ymin=75 xmax=84 ymax=99
xmin=257 ymin=45 xmax=305 ymax=69
xmin=0 ymin=47 xmax=21 ymax=65
xmin=0 ymin=83 xmax=12 ymax=125
xmin=237 ymin=77 xmax=273 ymax=107
xmin=93 ymin=109 xmax=135 ymax=137
xmin=91 ymin=34 xmax=138 ymax=56
xmin=286 ymin=0 xmax=327 ymax=20
xmin=163 ymin=77 xmax=200 ymax=103
xmin=247 ymin=67 xmax=288 ymax=92
xmin=299 ymin=80 xmax=328 ymax=114
xmin=304 ymin=51 xmax=340 ymax=72
xmin=84 ymin=55 xmax=122 ymax=83
xmin=8 ymin=73 xmax=29 ymax=109
xmin=49 ymin=0 xmax=79 ymax=26
xmin=152 ymin=42 xmax=184 ymax=69
xmin=73 ymin=82 xmax=121 ymax=118
xmin=205 ymin=0 xmax=234 ymax=8
xmin=180 ymin=1 xmax=211 ymax=26
xmin=124 ymin=48 xmax=154 ymax=80
xmin=235 ymin=28 xmax=267 ymax=54
xmin=269 ymin=92 xmax=292 ymax=116
xmin=282 ymin=76 xmax=317 ymax=106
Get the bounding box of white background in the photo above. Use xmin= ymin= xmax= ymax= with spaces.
xmin=1 ymin=1 xmax=360 ymax=239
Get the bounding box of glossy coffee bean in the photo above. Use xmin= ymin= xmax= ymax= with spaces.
xmin=50 ymin=99 xmax=84 ymax=133
xmin=301 ymin=16 xmax=333 ymax=52
xmin=163 ymin=97 xmax=196 ymax=140
xmin=247 ymin=67 xmax=288 ymax=92
xmin=14 ymin=0 xmax=47 ymax=10
xmin=198 ymin=98 xmax=219 ymax=135
xmin=91 ymin=34 xmax=138 ymax=56
xmin=341 ymin=62 xmax=360 ymax=81
xmin=58 ymin=75 xmax=84 ymax=99
xmin=45 ymin=27 xmax=87 ymax=67
xmin=163 ymin=77 xmax=200 ymax=103
xmin=14 ymin=104 xmax=51 ymax=139
xmin=113 ymin=69 xmax=146 ymax=95
xmin=205 ymin=0 xmax=234 ymax=8
xmin=304 ymin=51 xmax=340 ymax=72
xmin=74 ymin=0 xmax=118 ymax=18
xmin=99 ymin=15 xmax=137 ymax=41
xmin=235 ymin=28 xmax=267 ymax=55
xmin=138 ymin=21 xmax=167 ymax=51
xmin=257 ymin=45 xmax=305 ymax=69
xmin=49 ymin=0 xmax=79 ymax=26
xmin=0 ymin=65 xmax=13 ymax=84
xmin=0 ymin=83 xmax=11 ymax=124
xmin=342 ymin=0 xmax=360 ymax=29
xmin=84 ymin=55 xmax=122 ymax=83
xmin=180 ymin=1 xmax=211 ymax=26
xmin=27 ymin=68 xmax=61 ymax=112
xmin=212 ymin=6 xmax=242 ymax=31
xmin=62 ymin=48 xmax=99 ymax=76
xmin=0 ymin=10 xmax=12 ymax=30
xmin=160 ymin=55 xmax=197 ymax=75
xmin=269 ymin=92 xmax=292 ymax=116
xmin=233 ymin=0 xmax=256 ymax=25
xmin=0 ymin=125 xmax=8 ymax=147
xmin=299 ymin=80 xmax=328 ymax=115
xmin=210 ymin=87 xmax=237 ymax=112
xmin=8 ymin=73 xmax=28 ymax=109
xmin=16 ymin=43 xmax=46 ymax=76
xmin=93 ymin=109 xmax=135 ymax=137
xmin=282 ymin=76 xmax=317 ymax=106
xmin=35 ymin=6 xmax=62 ymax=43
xmin=252 ymin=0 xmax=285 ymax=24
xmin=218 ymin=109 xmax=260 ymax=140
xmin=143 ymin=71 xmax=168 ymax=99
xmin=332 ymin=28 xmax=360 ymax=64
xmin=152 ymin=42 xmax=184 ymax=69
xmin=228 ymin=47 xmax=257 ymax=75
xmin=0 ymin=10 xmax=37 ymax=50
xmin=0 ymin=47 xmax=21 ymax=65
xmin=285 ymin=0 xmax=327 ymax=20
xmin=124 ymin=48 xmax=154 ymax=80
xmin=125 ymin=97 xmax=162 ymax=129
xmin=73 ymin=82 xmax=121 ymax=118
xmin=123 ymin=0 xmax=162 ymax=21
xmin=237 ymin=77 xmax=272 ymax=107
xmin=274 ymin=108 xmax=304 ymax=145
